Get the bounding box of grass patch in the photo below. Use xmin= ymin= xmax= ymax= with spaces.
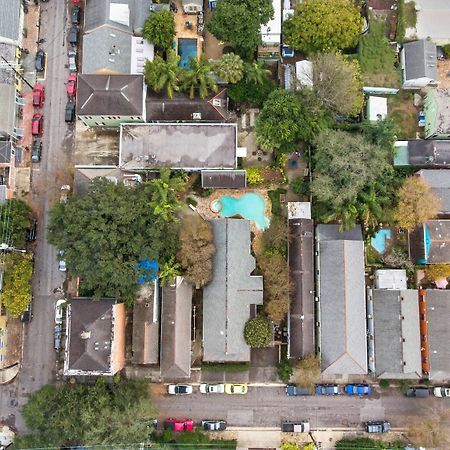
xmin=336 ymin=437 xmax=406 ymax=449
xmin=268 ymin=188 xmax=287 ymax=216
xmin=388 ymin=91 xmax=419 ymax=139
xmin=358 ymin=20 xmax=400 ymax=87
xmin=201 ymin=362 xmax=251 ymax=372
xmin=405 ymin=1 xmax=417 ymax=28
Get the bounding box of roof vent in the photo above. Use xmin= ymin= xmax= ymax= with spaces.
xmin=212 ymin=99 xmax=222 ymax=107
xmin=145 ymin=302 xmax=150 ymax=308
xmin=80 ymin=331 xmax=91 ymax=339
xmin=192 ymin=112 xmax=202 ymax=119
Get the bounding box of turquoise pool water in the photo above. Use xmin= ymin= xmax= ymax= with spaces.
xmin=178 ymin=38 xmax=197 ymax=69
xmin=212 ymin=193 xmax=270 ymax=230
xmin=371 ymin=228 xmax=392 ymax=254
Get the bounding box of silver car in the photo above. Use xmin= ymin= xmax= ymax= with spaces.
xmin=199 ymin=383 xmax=225 ymax=394
xmin=68 ymin=50 xmax=77 ymax=72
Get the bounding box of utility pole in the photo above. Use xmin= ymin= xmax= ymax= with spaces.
xmin=0 ymin=55 xmax=34 ymax=90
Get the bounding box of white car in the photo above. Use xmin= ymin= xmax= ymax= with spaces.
xmin=55 ymin=299 xmax=66 ymax=324
xmin=199 ymin=383 xmax=225 ymax=394
xmin=68 ymin=50 xmax=77 ymax=72
xmin=433 ymin=387 xmax=450 ymax=397
xmin=167 ymin=384 xmax=193 ymax=395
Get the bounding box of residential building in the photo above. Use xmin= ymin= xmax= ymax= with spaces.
xmin=374 ymin=269 xmax=407 ymax=290
xmin=160 ymin=277 xmax=192 ymax=379
xmin=367 ymin=289 xmax=421 ymax=379
xmin=416 ymin=169 xmax=450 ymax=216
xmin=76 ymin=74 xmax=146 ymax=127
xmin=394 ymin=140 xmax=450 ymax=168
xmin=145 ymin=89 xmax=229 ymax=122
xmin=400 ymin=39 xmax=438 ymax=89
xmin=119 ymin=123 xmax=241 ymax=171
xmin=0 ymin=140 xmax=18 ymax=203
xmin=63 ymin=298 xmax=126 ymax=376
xmin=287 ymin=202 xmax=315 ymax=359
xmin=203 ymin=219 xmax=263 ymax=362
xmin=410 ymin=220 xmax=450 ymax=264
xmin=182 ymin=0 xmax=203 ymax=13
xmin=316 ymin=225 xmax=367 ymax=375
xmin=423 ymin=89 xmax=450 ymax=139
xmin=413 ymin=0 xmax=450 ymax=45
xmin=367 ymin=96 xmax=387 ymax=121
xmin=259 ymin=0 xmax=281 ymax=62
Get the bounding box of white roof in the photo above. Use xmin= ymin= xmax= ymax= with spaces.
xmin=260 ymin=0 xmax=281 ymax=45
xmin=295 ymin=60 xmax=313 ymax=87
xmin=130 ymin=37 xmax=154 ymax=74
xmin=375 ymin=269 xmax=408 ymax=290
xmin=288 ymin=202 xmax=311 ymax=219
xmin=109 ymin=3 xmax=130 ymax=27
xmin=367 ymin=96 xmax=388 ymax=122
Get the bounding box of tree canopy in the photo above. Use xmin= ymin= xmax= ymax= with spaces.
xmin=284 ymin=0 xmax=362 ymax=54
xmin=16 ymin=379 xmax=156 ymax=448
xmin=47 ymin=173 xmax=185 ymax=305
xmin=143 ymin=9 xmax=175 ymax=50
xmin=213 ymin=53 xmax=244 ymax=84
xmin=182 ymin=56 xmax=218 ymax=99
xmin=144 ymin=50 xmax=182 ymax=99
xmin=244 ymin=316 xmax=272 ymax=347
xmin=206 ymin=0 xmax=274 ymax=59
xmin=0 ymin=198 xmax=33 ymax=248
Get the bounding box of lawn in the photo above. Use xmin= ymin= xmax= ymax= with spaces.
xmin=358 ymin=20 xmax=401 ymax=87
xmin=388 ymin=91 xmax=420 ymax=139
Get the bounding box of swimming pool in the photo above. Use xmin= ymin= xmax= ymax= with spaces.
xmin=371 ymin=229 xmax=392 ymax=254
xmin=211 ymin=193 xmax=270 ymax=230
xmin=178 ymin=38 xmax=197 ymax=69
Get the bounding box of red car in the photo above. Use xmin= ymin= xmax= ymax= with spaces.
xmin=32 ymin=83 xmax=45 ymax=108
xmin=31 ymin=113 xmax=44 ymax=136
xmin=66 ymin=74 xmax=77 ymax=98
xmin=163 ymin=419 xmax=194 ymax=432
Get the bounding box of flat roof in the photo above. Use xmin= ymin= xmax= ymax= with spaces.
xmin=367 ymin=96 xmax=388 ymax=121
xmin=119 ymin=123 xmax=237 ymax=170
xmin=375 ymin=269 xmax=407 ymax=290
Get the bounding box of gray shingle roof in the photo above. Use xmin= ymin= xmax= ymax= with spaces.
xmin=316 ymin=225 xmax=367 ymax=375
xmin=77 ymin=74 xmax=144 ymax=116
xmin=203 ymin=219 xmax=263 ymax=362
xmin=403 ymin=39 xmax=437 ymax=82
xmin=417 ymin=169 xmax=450 ymax=214
xmin=201 ymin=170 xmax=246 ymax=188
xmin=0 ymin=0 xmax=20 ymax=42
xmin=372 ymin=289 xmax=421 ymax=379
xmin=160 ymin=277 xmax=192 ymax=379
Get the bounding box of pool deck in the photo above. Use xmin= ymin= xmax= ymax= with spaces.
xmin=173 ymin=0 xmax=203 ymax=60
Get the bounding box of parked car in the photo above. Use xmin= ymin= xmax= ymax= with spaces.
xmin=54 ymin=323 xmax=62 ymax=350
xmin=224 ymin=383 xmax=248 ymax=395
xmin=163 ymin=419 xmax=194 ymax=432
xmin=65 ymin=101 xmax=75 ymax=123
xmin=55 ymin=299 xmax=66 ymax=324
xmin=27 ymin=218 xmax=37 ymax=241
xmin=32 ymin=83 xmax=45 ymax=108
xmin=21 ymin=298 xmax=33 ymax=322
xmin=35 ymin=49 xmax=46 ymax=72
xmin=366 ymin=421 xmax=391 ymax=433
xmin=31 ymin=140 xmax=42 ymax=162
xmin=201 ymin=420 xmax=226 ymax=431
xmin=68 ymin=50 xmax=77 ymax=71
xmin=433 ymin=387 xmax=450 ymax=398
xmin=71 ymin=5 xmax=81 ymax=24
xmin=200 ymin=383 xmax=224 ymax=394
xmin=66 ymin=74 xmax=77 ymax=98
xmin=286 ymin=385 xmax=311 ymax=396
xmin=60 ymin=185 xmax=70 ymax=203
xmin=281 ymin=421 xmax=310 ymax=433
xmin=345 ymin=384 xmax=372 ymax=396
xmin=31 ymin=113 xmax=43 ymax=136
xmin=167 ymin=384 xmax=193 ymax=395
xmin=405 ymin=387 xmax=430 ymax=398
xmin=315 ymin=384 xmax=342 ymax=396
xmin=69 ymin=26 xmax=79 ymax=45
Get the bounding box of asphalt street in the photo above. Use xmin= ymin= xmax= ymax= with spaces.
xmin=0 ymin=0 xmax=73 ymax=431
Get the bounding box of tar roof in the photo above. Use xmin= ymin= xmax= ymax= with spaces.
xmin=403 ymin=39 xmax=437 ymax=82
xmin=407 ymin=140 xmax=450 ymax=167
xmin=77 ymin=74 xmax=144 ymax=116
xmin=201 ymin=170 xmax=246 ymax=188
xmin=203 ymin=219 xmax=263 ymax=362
xmin=316 ymin=224 xmax=367 ymax=375
xmin=410 ymin=220 xmax=450 ymax=264
xmin=160 ymin=277 xmax=192 ymax=379
xmin=119 ymin=123 xmax=237 ymax=170
xmin=372 ymin=289 xmax=421 ymax=378
xmin=417 ymin=169 xmax=450 ymax=213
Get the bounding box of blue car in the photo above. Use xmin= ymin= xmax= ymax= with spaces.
xmin=345 ymin=384 xmax=372 ymax=396
xmin=315 ymin=384 xmax=342 ymax=395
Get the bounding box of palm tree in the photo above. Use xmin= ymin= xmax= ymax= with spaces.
xmin=144 ymin=50 xmax=181 ymax=99
xmin=181 ymin=56 xmax=218 ymax=99
xmin=357 ymin=182 xmax=391 ymax=230
xmin=244 ymin=61 xmax=270 ymax=85
xmin=213 ymin=52 xmax=244 ymax=84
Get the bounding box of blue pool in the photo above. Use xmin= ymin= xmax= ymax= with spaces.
xmin=178 ymin=38 xmax=197 ymax=68
xmin=371 ymin=229 xmax=392 ymax=254
xmin=212 ymin=193 xmax=270 ymax=230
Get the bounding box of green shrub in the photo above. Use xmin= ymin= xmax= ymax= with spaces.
xmin=443 ymin=44 xmax=450 ymax=58
xmin=379 ymin=379 xmax=390 ymax=389
xmin=290 ymin=176 xmax=309 ymax=196
xmin=396 ymin=0 xmax=406 ymax=43
xmin=277 ymin=358 xmax=293 ymax=384
xmin=244 ymin=316 xmax=272 ymax=347
xmin=201 ymin=362 xmax=250 ymax=372
xmin=186 ymin=197 xmax=198 ymax=207
xmin=228 ymin=76 xmax=275 ymax=107
xmin=199 ymin=188 xmax=214 ymax=197
xmin=268 ymin=188 xmax=287 ymax=216
xmin=246 ymin=167 xmax=264 ymax=185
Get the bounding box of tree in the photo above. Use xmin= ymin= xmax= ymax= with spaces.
xmin=293 ymin=353 xmax=320 ymax=393
xmin=159 ymin=258 xmax=181 ymax=286
xmin=16 ymin=379 xmax=157 ymax=448
xmin=0 ymin=198 xmax=33 ymax=248
xmin=360 ymin=119 xmax=398 ymax=156
xmin=181 ymin=56 xmax=217 ymax=99
xmin=47 ymin=176 xmax=184 ymax=305
xmin=244 ymin=316 xmax=272 ymax=347
xmin=394 ymin=176 xmax=441 ymax=230
xmin=0 ymin=253 xmax=33 ymax=317
xmin=281 ymin=444 xmax=299 ymax=450
xmin=143 ymin=9 xmax=175 ymax=50
xmin=177 ymin=215 xmax=215 ymax=288
xmin=277 ymin=358 xmax=293 ymax=383
xmin=206 ymin=0 xmax=274 ymax=60
xmin=227 ymin=73 xmax=274 ymax=106
xmin=244 ymin=61 xmax=270 ymax=85
xmin=213 ymin=53 xmax=244 ymax=84
xmin=312 ymin=52 xmax=364 ymax=116
xmin=144 ymin=50 xmax=182 ymax=99
xmin=283 ymin=0 xmax=362 ymax=54
xmin=424 ymin=264 xmax=450 ymax=282
xmin=262 ymin=216 xmax=289 ymax=254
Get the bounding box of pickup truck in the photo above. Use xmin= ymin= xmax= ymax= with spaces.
xmin=366 ymin=421 xmax=390 ymax=433
xmin=281 ymin=421 xmax=310 ymax=433
xmin=286 ymin=385 xmax=311 ymax=396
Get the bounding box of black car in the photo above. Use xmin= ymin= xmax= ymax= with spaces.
xmin=405 ymin=387 xmax=430 ymax=398
xmin=27 ymin=219 xmax=37 ymax=242
xmin=35 ymin=49 xmax=46 ymax=72
xmin=21 ymin=298 xmax=33 ymax=322
xmin=71 ymin=5 xmax=81 ymax=24
xmin=68 ymin=26 xmax=79 ymax=45
xmin=31 ymin=139 xmax=42 ymax=162
xmin=65 ymin=101 xmax=75 ymax=123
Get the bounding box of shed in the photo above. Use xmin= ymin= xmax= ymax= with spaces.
xmin=367 ymin=96 xmax=388 ymax=121
xmin=375 ymin=269 xmax=407 ymax=290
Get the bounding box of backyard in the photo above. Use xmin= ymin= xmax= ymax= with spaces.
xmin=388 ymin=91 xmax=420 ymax=139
